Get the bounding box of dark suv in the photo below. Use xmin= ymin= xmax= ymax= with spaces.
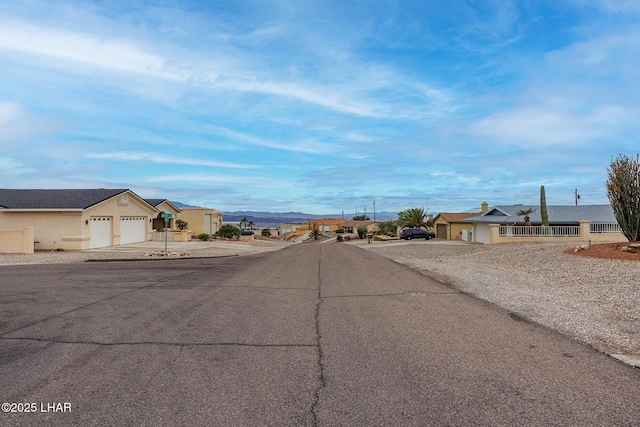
xmin=400 ymin=228 xmax=435 ymax=240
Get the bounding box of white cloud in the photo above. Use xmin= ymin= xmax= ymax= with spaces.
xmin=469 ymin=104 xmax=627 ymax=146
xmin=0 ymin=21 xmax=187 ymax=81
xmin=85 ymin=152 xmax=261 ymax=169
xmin=144 ymin=173 xmax=291 ymax=188
xmin=0 ymin=102 xmax=23 ymax=127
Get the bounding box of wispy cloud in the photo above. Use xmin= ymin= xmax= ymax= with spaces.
xmin=0 ymin=20 xmax=187 ymax=80
xmin=85 ymin=152 xmax=260 ymax=169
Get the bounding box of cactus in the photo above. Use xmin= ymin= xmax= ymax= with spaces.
xmin=540 ymin=185 xmax=549 ymax=227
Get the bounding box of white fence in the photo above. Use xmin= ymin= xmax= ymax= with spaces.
xmin=499 ymin=225 xmax=580 ymax=237
xmin=590 ymin=223 xmax=622 ymax=233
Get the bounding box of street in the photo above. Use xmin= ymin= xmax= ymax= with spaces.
xmin=1 ymin=243 xmax=639 ymax=426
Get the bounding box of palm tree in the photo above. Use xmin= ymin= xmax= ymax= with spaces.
xmin=310 ymin=228 xmax=320 ymax=240
xmin=240 ymin=216 xmax=248 ymax=230
xmin=516 ymin=208 xmax=535 ymax=226
xmin=248 ymin=220 xmax=255 ymax=230
xmin=397 ymin=208 xmax=431 ymax=229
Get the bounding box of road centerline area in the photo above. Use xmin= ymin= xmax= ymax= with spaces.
xmin=1 ymin=244 xmax=639 ymax=426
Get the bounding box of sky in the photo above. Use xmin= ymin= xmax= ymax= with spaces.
xmin=1 ymin=0 xmax=639 ymax=215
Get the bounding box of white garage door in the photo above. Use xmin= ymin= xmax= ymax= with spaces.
xmin=120 ymin=217 xmax=147 ymax=245
xmin=90 ymin=217 xmax=112 ymax=249
xmin=474 ymin=224 xmax=491 ymax=244
xmin=204 ymin=214 xmax=212 ymax=234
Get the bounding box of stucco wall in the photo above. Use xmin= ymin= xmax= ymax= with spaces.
xmin=177 ymin=208 xmax=223 ymax=235
xmin=433 ymin=217 xmax=473 ymax=240
xmin=471 ymin=221 xmax=628 ymax=244
xmin=0 ymin=191 xmax=157 ymax=251
xmin=0 ymin=226 xmax=35 ymax=254
xmin=0 ymin=211 xmax=83 ymax=250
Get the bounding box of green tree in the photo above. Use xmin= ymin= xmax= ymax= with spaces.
xmin=397 ymin=208 xmax=432 ymax=229
xmin=175 ymin=219 xmax=188 ymax=230
xmin=261 ymin=228 xmax=272 ymax=237
xmin=352 ymin=214 xmax=370 ymax=221
xmin=606 ymin=154 xmax=640 ymax=242
xmin=240 ymin=216 xmax=248 ymax=230
xmin=248 ymin=220 xmax=255 ymax=230
xmin=217 ymin=224 xmax=241 ymax=239
xmin=310 ymin=228 xmax=320 ymax=240
xmin=356 ymin=226 xmax=368 ymax=239
xmin=516 ymin=208 xmax=535 ymax=226
xmin=378 ymin=220 xmax=397 ymax=235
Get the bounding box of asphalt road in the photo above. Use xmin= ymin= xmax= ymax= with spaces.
xmin=1 ymin=243 xmax=639 ymax=426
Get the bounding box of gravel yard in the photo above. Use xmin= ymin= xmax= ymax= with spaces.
xmin=364 ymin=241 xmax=640 ymax=360
xmin=0 ymin=239 xmax=290 ymax=266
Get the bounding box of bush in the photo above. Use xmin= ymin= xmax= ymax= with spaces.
xmin=261 ymin=228 xmax=272 ymax=237
xmin=175 ymin=219 xmax=188 ymax=230
xmin=607 ymin=154 xmax=640 ymax=241
xmin=336 ymin=235 xmax=343 ymax=242
xmin=335 ymin=228 xmax=344 ymax=233
xmin=378 ymin=221 xmax=397 ymax=235
xmin=217 ymin=224 xmax=241 ymax=239
xmin=197 ymin=233 xmax=210 ymax=241
xmin=357 ymin=226 xmax=368 ymax=239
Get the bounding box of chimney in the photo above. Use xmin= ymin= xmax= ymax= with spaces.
xmin=481 ymin=201 xmax=488 ymax=213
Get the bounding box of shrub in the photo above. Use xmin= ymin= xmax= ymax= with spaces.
xmin=217 ymin=224 xmax=241 ymax=239
xmin=607 ymin=154 xmax=640 ymax=241
xmin=175 ymin=219 xmax=188 ymax=230
xmin=197 ymin=233 xmax=210 ymax=241
xmin=261 ymin=228 xmax=272 ymax=237
xmin=336 ymin=235 xmax=343 ymax=242
xmin=357 ymin=226 xmax=368 ymax=239
xmin=378 ymin=221 xmax=397 ymax=235
xmin=335 ymin=228 xmax=344 ymax=233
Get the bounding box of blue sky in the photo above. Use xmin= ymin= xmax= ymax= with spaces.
xmin=1 ymin=0 xmax=639 ymax=214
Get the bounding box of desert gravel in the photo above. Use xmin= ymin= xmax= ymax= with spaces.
xmin=364 ymin=241 xmax=640 ymax=359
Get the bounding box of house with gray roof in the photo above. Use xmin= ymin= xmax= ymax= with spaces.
xmin=0 ymin=189 xmax=158 ymax=251
xmin=461 ymin=204 xmax=624 ymax=244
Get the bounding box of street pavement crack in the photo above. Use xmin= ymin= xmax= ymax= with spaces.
xmin=322 ymin=291 xmax=460 ymax=299
xmin=311 ymin=247 xmax=326 ymax=427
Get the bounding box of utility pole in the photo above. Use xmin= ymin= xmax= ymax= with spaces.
xmin=574 ymin=188 xmax=580 ymax=206
xmin=373 ymin=200 xmax=376 ymax=222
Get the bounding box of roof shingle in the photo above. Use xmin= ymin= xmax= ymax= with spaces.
xmin=0 ymin=189 xmax=129 ymax=209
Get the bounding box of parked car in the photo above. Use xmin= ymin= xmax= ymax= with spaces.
xmin=400 ymin=228 xmax=435 ymax=240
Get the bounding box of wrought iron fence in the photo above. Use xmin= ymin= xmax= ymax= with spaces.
xmin=590 ymin=223 xmax=622 ymax=233
xmin=499 ymin=225 xmax=580 ymax=237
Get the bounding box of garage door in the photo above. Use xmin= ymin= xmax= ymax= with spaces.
xmin=90 ymin=217 xmax=112 ymax=249
xmin=120 ymin=217 xmax=147 ymax=245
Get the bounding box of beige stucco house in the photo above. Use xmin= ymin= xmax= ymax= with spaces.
xmin=177 ymin=207 xmax=223 ymax=235
xmin=145 ymin=199 xmax=182 ymax=230
xmin=461 ymin=204 xmax=626 ymax=244
xmin=0 ymin=189 xmax=158 ymax=252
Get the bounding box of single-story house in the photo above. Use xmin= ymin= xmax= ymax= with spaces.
xmin=0 ymin=189 xmax=158 ymax=251
xmin=279 ymin=223 xmax=309 ymax=239
xmin=432 ymin=202 xmax=487 ymax=240
xmin=177 ymin=207 xmax=223 ymax=236
xmin=308 ymin=219 xmax=345 ymax=233
xmin=339 ymin=220 xmax=380 ymax=234
xmin=144 ymin=199 xmax=182 ymax=230
xmin=462 ymin=204 xmax=625 ymax=244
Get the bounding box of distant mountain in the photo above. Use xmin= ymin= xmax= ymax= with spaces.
xmin=222 ymin=211 xmax=398 ymax=228
xmin=170 ymin=201 xmax=199 ymax=208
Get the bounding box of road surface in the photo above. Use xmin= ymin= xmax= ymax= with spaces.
xmin=1 ymin=243 xmax=639 ymax=426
